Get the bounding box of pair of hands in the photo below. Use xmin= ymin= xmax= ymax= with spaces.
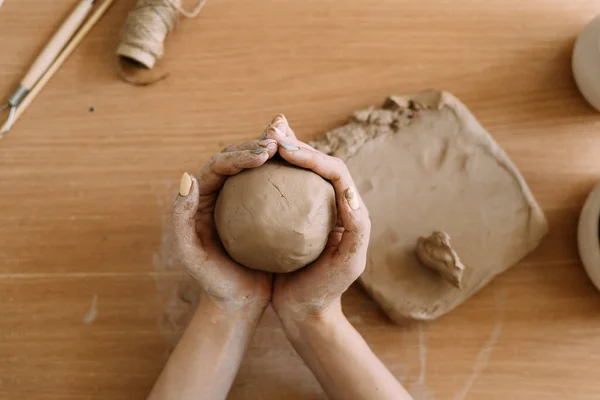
xmin=172 ymin=115 xmax=371 ymax=322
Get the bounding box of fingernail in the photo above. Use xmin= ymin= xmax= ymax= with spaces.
xmin=344 ymin=186 xmax=360 ymax=210
xmin=268 ymin=125 xmax=285 ymax=136
xmin=266 ymin=142 xmax=278 ymax=151
xmin=260 ymin=125 xmax=271 ymax=138
xmin=179 ymin=172 xmax=192 ymax=196
xmin=252 ymin=147 xmax=268 ymax=154
xmin=280 ymin=142 xmax=299 ymax=151
xmin=271 ymin=114 xmax=287 ymax=126
xmin=258 ymin=139 xmax=276 ymax=147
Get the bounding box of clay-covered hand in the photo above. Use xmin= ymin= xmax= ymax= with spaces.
xmin=264 ymin=116 xmax=371 ymax=319
xmin=172 ymin=139 xmax=278 ymax=312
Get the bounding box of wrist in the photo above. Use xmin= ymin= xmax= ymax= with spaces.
xmin=198 ymin=292 xmax=267 ymax=327
xmin=278 ymin=299 xmax=345 ymax=341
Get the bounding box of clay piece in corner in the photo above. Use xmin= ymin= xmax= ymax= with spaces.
xmin=416 ymin=231 xmax=465 ymax=289
xmin=310 ymin=90 xmax=548 ymax=322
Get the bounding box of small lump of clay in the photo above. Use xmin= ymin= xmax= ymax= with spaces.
xmin=416 ymin=231 xmax=466 ymax=288
xmin=214 ymin=161 xmax=337 ymax=273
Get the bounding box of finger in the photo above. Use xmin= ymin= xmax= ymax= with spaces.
xmin=277 ymin=144 xmax=371 ymax=278
xmin=276 ymin=140 xmax=352 ymax=194
xmin=222 ymin=139 xmax=278 ymax=156
xmin=332 ymin=186 xmax=371 ymax=276
xmin=322 ymin=226 xmax=344 ymax=253
xmin=197 ymin=149 xmax=270 ymax=196
xmin=275 ymin=139 xmax=369 ymax=234
xmin=260 ymin=114 xmax=298 ymax=140
xmin=172 ymin=173 xmax=203 ymax=259
xmin=258 ymin=124 xmax=270 ymax=140
xmin=272 ymin=114 xmax=298 ymax=139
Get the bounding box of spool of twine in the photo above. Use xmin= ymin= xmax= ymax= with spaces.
xmin=117 ymin=0 xmax=206 ymax=85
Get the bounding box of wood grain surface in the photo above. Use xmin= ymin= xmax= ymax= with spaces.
xmin=1 ymin=0 xmax=600 ymax=399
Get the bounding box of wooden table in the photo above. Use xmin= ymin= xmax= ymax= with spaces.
xmin=1 ymin=0 xmax=600 ymax=398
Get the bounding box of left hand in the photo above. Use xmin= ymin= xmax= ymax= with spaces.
xmin=172 ymin=139 xmax=278 ymax=313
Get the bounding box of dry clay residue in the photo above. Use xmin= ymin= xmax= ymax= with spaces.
xmin=82 ymin=294 xmax=99 ymax=325
xmin=309 ymin=91 xmax=443 ymax=160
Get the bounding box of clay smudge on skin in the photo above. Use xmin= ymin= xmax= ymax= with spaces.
xmin=152 ymin=179 xmax=200 ymax=345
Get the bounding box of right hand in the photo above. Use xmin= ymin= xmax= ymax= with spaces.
xmin=171 ymin=139 xmax=278 ymax=314
xmin=263 ymin=116 xmax=372 ymax=321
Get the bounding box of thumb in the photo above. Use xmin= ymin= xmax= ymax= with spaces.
xmin=332 ymin=186 xmax=371 ymax=278
xmin=172 ymin=172 xmax=202 ymax=255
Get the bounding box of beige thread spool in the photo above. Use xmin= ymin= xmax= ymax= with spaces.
xmin=116 ymin=0 xmax=206 ymax=85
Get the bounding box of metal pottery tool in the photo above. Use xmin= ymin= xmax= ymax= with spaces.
xmin=0 ymin=0 xmax=116 ymax=138
xmin=0 ymin=0 xmax=94 ymax=135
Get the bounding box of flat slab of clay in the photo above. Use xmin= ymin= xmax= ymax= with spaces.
xmin=310 ymin=91 xmax=548 ymax=322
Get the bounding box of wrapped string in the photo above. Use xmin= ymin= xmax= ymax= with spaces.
xmin=116 ymin=0 xmax=206 ymax=85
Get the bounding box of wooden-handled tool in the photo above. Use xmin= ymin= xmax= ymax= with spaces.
xmin=0 ymin=0 xmax=95 ymax=134
xmin=0 ymin=0 xmax=117 ymax=139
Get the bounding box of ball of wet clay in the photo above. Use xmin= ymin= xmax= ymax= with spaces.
xmin=214 ymin=161 xmax=337 ymax=273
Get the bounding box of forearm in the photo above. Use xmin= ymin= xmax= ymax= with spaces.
xmin=281 ymin=301 xmax=412 ymax=400
xmin=148 ymin=294 xmax=265 ymax=400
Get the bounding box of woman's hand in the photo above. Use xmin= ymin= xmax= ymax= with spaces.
xmin=263 ymin=116 xmax=371 ymax=322
xmin=172 ymin=139 xmax=278 ymax=313
xmin=260 ymin=117 xmax=410 ymax=400
xmin=150 ymin=139 xmax=281 ymax=400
